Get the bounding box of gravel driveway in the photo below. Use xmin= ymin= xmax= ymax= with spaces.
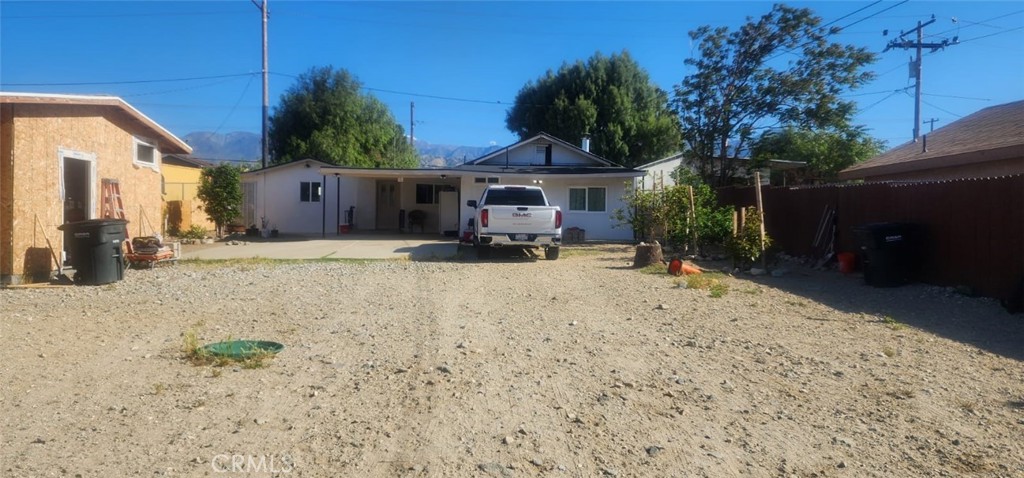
xmin=2 ymin=245 xmax=1022 ymax=477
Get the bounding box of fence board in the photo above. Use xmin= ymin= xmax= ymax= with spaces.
xmin=718 ymin=175 xmax=1024 ymax=304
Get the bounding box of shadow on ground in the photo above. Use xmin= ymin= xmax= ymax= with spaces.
xmin=719 ymin=261 xmax=1024 ymax=361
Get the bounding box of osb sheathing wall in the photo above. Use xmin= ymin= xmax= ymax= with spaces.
xmin=1 ymin=105 xmax=15 ymax=279
xmin=2 ymin=103 xmax=165 ymax=283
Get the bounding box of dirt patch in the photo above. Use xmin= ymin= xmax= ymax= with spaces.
xmin=2 ymin=245 xmax=1022 ymax=476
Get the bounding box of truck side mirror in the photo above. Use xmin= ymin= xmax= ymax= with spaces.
xmin=466 ymin=200 xmax=477 ymax=208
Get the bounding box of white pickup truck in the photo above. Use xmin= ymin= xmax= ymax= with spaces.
xmin=467 ymin=185 xmax=562 ymax=260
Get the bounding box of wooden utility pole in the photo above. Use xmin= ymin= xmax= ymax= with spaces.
xmin=410 ymin=101 xmax=415 ymax=147
xmin=883 ymin=16 xmax=957 ymax=141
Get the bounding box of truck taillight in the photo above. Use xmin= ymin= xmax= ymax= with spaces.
xmin=481 ymin=209 xmax=489 ymax=227
xmin=555 ymin=210 xmax=562 ymax=229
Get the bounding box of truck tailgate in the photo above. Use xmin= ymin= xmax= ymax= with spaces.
xmin=485 ymin=206 xmax=559 ymax=234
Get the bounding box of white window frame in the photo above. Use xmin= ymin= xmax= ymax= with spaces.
xmin=568 ymin=186 xmax=607 ymax=213
xmin=300 ymin=181 xmax=321 ymax=203
xmin=133 ymin=137 xmax=159 ymax=171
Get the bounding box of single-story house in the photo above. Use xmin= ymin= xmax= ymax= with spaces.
xmin=840 ymin=100 xmax=1024 ymax=181
xmin=0 ymin=92 xmax=191 ymax=284
xmin=247 ymin=133 xmax=644 ymax=240
xmin=241 ymin=158 xmax=360 ymax=235
xmin=161 ymin=154 xmax=215 ymax=235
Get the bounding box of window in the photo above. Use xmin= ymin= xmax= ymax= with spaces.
xmin=569 ymin=187 xmax=606 ymax=212
xmin=416 ymin=184 xmax=435 ymax=204
xmin=133 ymin=137 xmax=157 ymax=169
xmin=474 ymin=177 xmax=500 ymax=184
xmin=300 ymin=181 xmax=321 ymax=202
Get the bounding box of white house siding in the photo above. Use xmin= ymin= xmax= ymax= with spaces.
xmin=637 ymin=155 xmax=683 ymax=190
xmin=457 ymin=174 xmax=633 ymax=241
xmin=242 ymin=160 xmax=357 ymax=235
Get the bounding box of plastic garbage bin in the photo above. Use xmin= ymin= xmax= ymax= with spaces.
xmin=58 ymin=218 xmax=128 ymax=285
xmin=852 ymin=222 xmax=924 ymax=287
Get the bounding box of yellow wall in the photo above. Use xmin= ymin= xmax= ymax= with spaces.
xmin=1 ymin=104 xmax=166 ymax=283
xmin=161 ymin=162 xmax=215 ymax=233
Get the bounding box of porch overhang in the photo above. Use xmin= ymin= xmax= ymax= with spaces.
xmin=317 ymin=166 xmax=646 ymax=180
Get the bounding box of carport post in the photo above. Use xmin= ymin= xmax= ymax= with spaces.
xmin=335 ymin=174 xmax=341 ymax=235
xmin=321 ymin=174 xmax=326 ymax=238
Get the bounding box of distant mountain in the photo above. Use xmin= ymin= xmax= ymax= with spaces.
xmin=181 ymin=131 xmax=502 ymax=168
xmin=415 ymin=139 xmax=502 ymax=168
xmin=183 ymin=132 xmax=261 ymax=163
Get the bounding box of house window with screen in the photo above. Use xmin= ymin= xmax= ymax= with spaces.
xmin=133 ymin=137 xmax=157 ymax=169
xmin=474 ymin=177 xmax=500 ymax=184
xmin=300 ymin=181 xmax=321 ymax=202
xmin=568 ymin=187 xmax=606 ymax=212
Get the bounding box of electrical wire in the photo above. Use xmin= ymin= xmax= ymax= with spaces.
xmin=860 ymin=90 xmax=902 ymax=113
xmin=922 ymin=93 xmax=991 ymax=102
xmin=958 ymin=25 xmax=1024 ymax=44
xmin=212 ymin=74 xmax=257 ymax=137
xmin=0 ymin=73 xmax=255 ymax=87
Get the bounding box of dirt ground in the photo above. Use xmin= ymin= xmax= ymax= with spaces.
xmin=2 ymin=245 xmax=1022 ymax=477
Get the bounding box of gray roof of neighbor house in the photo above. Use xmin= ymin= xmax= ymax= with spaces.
xmin=0 ymin=92 xmax=192 ymax=155
xmin=840 ymin=99 xmax=1024 ymax=180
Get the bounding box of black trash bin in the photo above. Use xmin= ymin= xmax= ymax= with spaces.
xmin=852 ymin=222 xmax=924 ymax=287
xmin=58 ymin=219 xmax=128 ymax=285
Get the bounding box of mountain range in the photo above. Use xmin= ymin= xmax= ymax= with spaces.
xmin=183 ymin=131 xmax=502 ymax=168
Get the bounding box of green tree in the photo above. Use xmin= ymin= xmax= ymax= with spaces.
xmin=506 ymin=51 xmax=681 ymax=168
xmin=196 ymin=164 xmax=243 ymax=237
xmin=673 ymin=4 xmax=876 ymax=186
xmin=751 ymin=126 xmax=885 ymax=183
xmin=269 ymin=66 xmax=417 ymax=167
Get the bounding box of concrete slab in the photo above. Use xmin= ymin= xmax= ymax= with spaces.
xmin=179 ymin=233 xmax=462 ymax=261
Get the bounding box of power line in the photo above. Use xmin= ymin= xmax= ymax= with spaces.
xmin=1 ymin=11 xmax=246 ymax=19
xmin=860 ymin=90 xmax=902 ymax=113
xmin=213 ymin=74 xmax=257 ymax=137
xmin=922 ymin=93 xmax=991 ymax=102
xmin=0 ymin=73 xmax=256 ymax=87
xmin=959 ymin=25 xmax=1024 ymax=44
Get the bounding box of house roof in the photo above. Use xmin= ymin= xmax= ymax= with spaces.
xmin=0 ymin=92 xmax=192 ymax=155
xmin=465 ymin=132 xmax=617 ymax=167
xmin=241 ymin=158 xmax=336 ymax=177
xmin=162 ymin=154 xmax=213 ymax=169
xmin=840 ymin=99 xmax=1024 ymax=180
xmin=316 ymin=165 xmax=645 ymax=179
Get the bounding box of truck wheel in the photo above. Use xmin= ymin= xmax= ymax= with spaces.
xmin=545 ymin=247 xmax=560 ymax=260
xmin=477 ymin=245 xmax=492 ymax=260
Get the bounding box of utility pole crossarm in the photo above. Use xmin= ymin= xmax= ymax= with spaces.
xmin=881 ymin=15 xmax=957 ymax=141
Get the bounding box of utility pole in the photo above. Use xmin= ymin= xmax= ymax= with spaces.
xmin=925 ymin=118 xmax=940 ymax=132
xmin=409 ymin=101 xmax=415 ymax=147
xmin=252 ymin=0 xmax=269 ymax=168
xmin=883 ymin=15 xmax=958 ymax=142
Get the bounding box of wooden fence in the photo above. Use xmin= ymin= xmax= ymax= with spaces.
xmin=717 ymin=175 xmax=1024 ymax=304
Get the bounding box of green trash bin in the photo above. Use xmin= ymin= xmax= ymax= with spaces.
xmin=58 ymin=219 xmax=128 ymax=285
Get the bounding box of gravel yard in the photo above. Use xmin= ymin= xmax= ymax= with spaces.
xmin=2 ymin=244 xmax=1022 ymax=477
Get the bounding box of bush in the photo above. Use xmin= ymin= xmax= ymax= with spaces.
xmin=613 ymin=171 xmax=733 ymax=251
xmin=179 ymin=224 xmax=207 ymax=241
xmin=728 ymin=207 xmax=771 ymax=268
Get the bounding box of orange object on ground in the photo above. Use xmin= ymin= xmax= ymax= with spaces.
xmin=681 ymin=263 xmax=702 ymax=275
xmin=837 ymin=252 xmax=856 ymax=273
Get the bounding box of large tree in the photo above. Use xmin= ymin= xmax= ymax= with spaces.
xmin=269 ymin=66 xmax=417 ymax=167
xmin=751 ymin=126 xmax=885 ymax=183
xmin=196 ymin=163 xmax=243 ymax=237
xmin=506 ymin=51 xmax=681 ymax=168
xmin=673 ymin=4 xmax=876 ymax=186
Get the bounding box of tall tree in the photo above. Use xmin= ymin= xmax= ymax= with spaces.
xmin=269 ymin=66 xmax=417 ymax=167
xmin=673 ymin=4 xmax=876 ymax=186
xmin=751 ymin=127 xmax=885 ymax=183
xmin=506 ymin=51 xmax=681 ymax=168
xmin=196 ymin=164 xmax=243 ymax=237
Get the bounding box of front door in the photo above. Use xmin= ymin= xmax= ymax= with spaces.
xmin=375 ymin=180 xmax=400 ymax=230
xmin=438 ymin=190 xmax=459 ymax=236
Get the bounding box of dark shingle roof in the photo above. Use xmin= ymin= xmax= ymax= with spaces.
xmin=840 ymin=100 xmax=1024 ymax=179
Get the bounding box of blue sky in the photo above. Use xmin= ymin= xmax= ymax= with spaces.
xmin=2 ymin=1 xmax=1022 ymax=152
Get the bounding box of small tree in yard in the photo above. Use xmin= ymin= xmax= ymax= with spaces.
xmin=197 ymin=164 xmax=242 ymax=237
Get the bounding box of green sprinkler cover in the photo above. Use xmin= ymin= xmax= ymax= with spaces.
xmin=201 ymin=340 xmax=284 ymax=359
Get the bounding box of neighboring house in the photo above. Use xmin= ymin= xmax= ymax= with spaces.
xmin=241 ymin=158 xmax=359 ymax=235
xmin=637 ymin=152 xmax=806 ymax=190
xmin=294 ymin=133 xmax=646 ymax=241
xmin=0 ymin=92 xmax=191 ymax=284
xmin=161 ymin=154 xmax=215 ymax=235
xmin=840 ymin=100 xmax=1024 ymax=181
